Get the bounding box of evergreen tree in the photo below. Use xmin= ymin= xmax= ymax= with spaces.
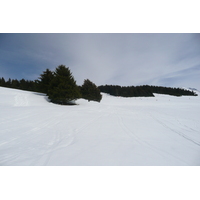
xmin=81 ymin=79 xmax=102 ymax=102
xmin=37 ymin=69 xmax=54 ymax=93
xmin=47 ymin=65 xmax=81 ymax=105
xmin=6 ymin=78 xmax=12 ymax=87
xmin=98 ymin=85 xmax=196 ymax=97
xmin=11 ymin=79 xmax=20 ymax=89
xmin=0 ymin=77 xmax=6 ymax=86
xmin=19 ymin=79 xmax=27 ymax=90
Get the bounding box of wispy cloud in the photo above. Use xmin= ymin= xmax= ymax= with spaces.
xmin=0 ymin=33 xmax=200 ymax=89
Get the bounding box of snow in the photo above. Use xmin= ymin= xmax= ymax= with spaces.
xmin=0 ymin=86 xmax=200 ymax=165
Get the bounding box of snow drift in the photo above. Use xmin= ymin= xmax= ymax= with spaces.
xmin=0 ymin=86 xmax=200 ymax=165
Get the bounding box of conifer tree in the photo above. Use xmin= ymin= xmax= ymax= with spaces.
xmin=6 ymin=78 xmax=12 ymax=87
xmin=38 ymin=69 xmax=54 ymax=93
xmin=11 ymin=79 xmax=20 ymax=89
xmin=81 ymin=79 xmax=102 ymax=102
xmin=0 ymin=77 xmax=5 ymax=86
xmin=47 ymin=65 xmax=81 ymax=105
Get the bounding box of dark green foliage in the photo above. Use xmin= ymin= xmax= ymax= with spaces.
xmin=0 ymin=66 xmax=82 ymax=105
xmin=11 ymin=79 xmax=20 ymax=89
xmin=81 ymin=79 xmax=102 ymax=102
xmin=6 ymin=78 xmax=12 ymax=87
xmin=98 ymin=85 xmax=154 ymax=97
xmin=1 ymin=65 xmax=197 ymax=106
xmin=0 ymin=77 xmax=6 ymax=87
xmin=47 ymin=65 xmax=81 ymax=105
xmin=0 ymin=77 xmax=39 ymax=92
xmin=98 ymin=85 xmax=197 ymax=97
xmin=37 ymin=69 xmax=54 ymax=93
xmin=18 ymin=79 xmax=38 ymax=91
xmin=145 ymin=85 xmax=197 ymax=96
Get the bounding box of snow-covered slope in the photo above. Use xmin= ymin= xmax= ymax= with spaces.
xmin=0 ymin=86 xmax=200 ymax=166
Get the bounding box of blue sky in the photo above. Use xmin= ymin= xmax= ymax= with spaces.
xmin=0 ymin=33 xmax=200 ymax=89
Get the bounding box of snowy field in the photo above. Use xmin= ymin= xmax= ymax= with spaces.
xmin=0 ymin=86 xmax=200 ymax=166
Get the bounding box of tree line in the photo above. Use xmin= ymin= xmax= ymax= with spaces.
xmin=98 ymin=85 xmax=197 ymax=97
xmin=0 ymin=65 xmax=102 ymax=105
xmin=0 ymin=65 xmax=197 ymax=105
xmin=0 ymin=77 xmax=39 ymax=92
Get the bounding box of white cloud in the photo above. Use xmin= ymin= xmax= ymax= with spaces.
xmin=1 ymin=33 xmax=200 ymax=89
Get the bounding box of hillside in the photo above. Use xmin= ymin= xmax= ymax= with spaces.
xmin=0 ymin=86 xmax=200 ymax=165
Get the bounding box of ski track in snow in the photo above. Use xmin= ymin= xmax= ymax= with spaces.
xmin=0 ymin=87 xmax=200 ymax=165
xmin=146 ymin=107 xmax=200 ymax=147
xmin=113 ymin=107 xmax=189 ymax=165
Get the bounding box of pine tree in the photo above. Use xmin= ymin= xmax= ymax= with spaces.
xmin=38 ymin=69 xmax=54 ymax=93
xmin=47 ymin=65 xmax=81 ymax=105
xmin=0 ymin=77 xmax=6 ymax=86
xmin=81 ymin=79 xmax=102 ymax=102
xmin=11 ymin=79 xmax=20 ymax=89
xmin=19 ymin=79 xmax=27 ymax=90
xmin=6 ymin=78 xmax=12 ymax=87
